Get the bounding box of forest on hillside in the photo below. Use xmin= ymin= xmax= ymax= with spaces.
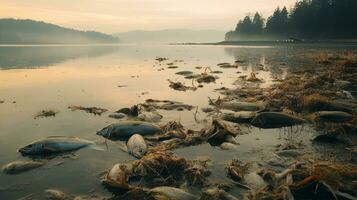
xmin=0 ymin=19 xmax=119 ymax=44
xmin=226 ymin=0 xmax=357 ymax=41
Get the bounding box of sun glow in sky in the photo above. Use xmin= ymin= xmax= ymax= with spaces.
xmin=0 ymin=0 xmax=297 ymax=33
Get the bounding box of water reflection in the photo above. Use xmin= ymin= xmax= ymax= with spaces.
xmin=0 ymin=45 xmax=119 ymax=69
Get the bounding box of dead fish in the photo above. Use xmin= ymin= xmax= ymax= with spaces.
xmin=97 ymin=121 xmax=162 ymax=140
xmin=219 ymin=101 xmax=265 ymax=112
xmin=326 ymin=100 xmax=356 ymax=114
xmin=127 ymin=134 xmax=147 ymax=158
xmin=150 ymin=186 xmax=198 ymax=200
xmin=217 ymin=62 xmax=230 ymax=66
xmin=184 ymin=74 xmax=201 ymax=79
xmin=45 ymin=189 xmax=65 ymax=200
xmin=2 ymin=160 xmax=44 ymax=174
xmin=219 ymin=142 xmax=239 ymax=150
xmin=108 ymin=113 xmax=127 ymax=119
xmin=251 ymin=112 xmax=306 ymax=129
xmin=223 ymin=111 xmax=256 ymax=123
xmin=201 ymin=107 xmax=215 ymax=113
xmin=219 ymin=63 xmax=238 ymax=68
xmin=201 ymin=188 xmax=239 ymax=200
xmin=196 ymin=74 xmax=217 ymax=83
xmin=19 ymin=136 xmax=94 ymax=156
xmin=138 ymin=112 xmax=163 ymax=122
xmin=276 ymin=149 xmax=303 ymax=158
xmin=314 ymin=111 xmax=353 ymax=122
xmin=175 ymin=71 xmax=194 ymax=76
xmin=102 ymin=163 xmax=132 ymax=190
xmin=116 ymin=105 xmax=139 ymax=117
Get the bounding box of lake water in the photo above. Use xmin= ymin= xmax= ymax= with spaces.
xmin=0 ymin=44 xmax=355 ymax=199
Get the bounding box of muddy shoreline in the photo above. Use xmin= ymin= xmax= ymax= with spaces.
xmin=1 ymin=46 xmax=356 ymax=200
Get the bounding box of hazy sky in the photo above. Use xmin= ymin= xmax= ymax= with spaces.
xmin=0 ymin=0 xmax=297 ymax=33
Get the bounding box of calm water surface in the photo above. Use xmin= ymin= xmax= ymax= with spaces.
xmin=0 ymin=44 xmax=354 ymax=199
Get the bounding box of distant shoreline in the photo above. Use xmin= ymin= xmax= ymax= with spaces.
xmin=171 ymin=40 xmax=357 ymax=46
xmin=0 ymin=43 xmax=122 ymax=47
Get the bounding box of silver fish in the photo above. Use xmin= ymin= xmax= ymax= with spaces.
xmin=150 ymin=186 xmax=198 ymax=200
xmin=97 ymin=121 xmax=162 ymax=139
xmin=19 ymin=136 xmax=94 ymax=155
xmin=127 ymin=134 xmax=147 ymax=158
xmin=2 ymin=160 xmax=44 ymax=174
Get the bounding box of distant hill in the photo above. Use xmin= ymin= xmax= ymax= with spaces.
xmin=0 ymin=18 xmax=119 ymax=44
xmin=114 ymin=29 xmax=225 ymax=44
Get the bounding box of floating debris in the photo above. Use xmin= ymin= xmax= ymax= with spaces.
xmin=132 ymin=151 xmax=189 ymax=186
xmin=141 ymin=99 xmax=194 ymax=111
xmin=235 ymin=60 xmax=246 ymax=63
xmin=155 ymin=57 xmax=168 ymax=62
xmin=184 ymin=157 xmax=211 ymax=187
xmin=68 ymin=105 xmax=108 ymax=115
xmin=34 ymin=110 xmax=58 ymax=119
xmin=204 ymin=119 xmax=240 ymax=146
xmin=247 ymin=72 xmax=262 ymax=82
xmin=226 ymin=159 xmax=249 ymax=183
xmin=168 ymin=79 xmax=197 ymax=91
xmin=196 ymin=74 xmax=217 ymax=83
xmin=116 ymin=105 xmax=139 ymax=117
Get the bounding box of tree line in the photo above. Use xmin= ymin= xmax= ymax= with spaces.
xmin=225 ymin=0 xmax=357 ymax=41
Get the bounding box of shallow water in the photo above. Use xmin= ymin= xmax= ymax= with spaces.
xmin=0 ymin=44 xmax=355 ymax=199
